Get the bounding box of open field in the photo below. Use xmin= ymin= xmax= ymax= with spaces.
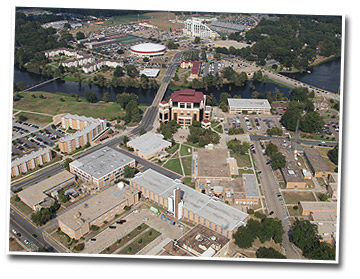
xmin=15 ymin=112 xmax=53 ymax=125
xmin=149 ymin=19 xmax=184 ymax=31
xmin=282 ymin=191 xmax=316 ymax=204
xmin=13 ymin=91 xmax=148 ymax=121
xmin=100 ymin=15 xmax=151 ymax=26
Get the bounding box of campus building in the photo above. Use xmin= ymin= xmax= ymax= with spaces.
xmin=130 ymin=169 xmax=249 ymax=238
xmin=193 ymin=148 xmax=238 ymax=185
xmin=327 ymin=173 xmax=338 ymax=201
xmin=180 ymin=61 xmax=201 ymax=80
xmin=17 ymin=171 xmax=75 ymax=211
xmin=82 ymin=59 xmax=124 ymax=74
xmin=58 ymin=114 xmax=107 ymax=153
xmin=299 ymin=201 xmax=337 ymax=217
xmin=57 ymin=184 xmax=140 ymax=239
xmin=228 ymin=98 xmax=271 ymax=115
xmin=158 ymin=89 xmax=210 ymax=127
xmin=304 ymin=148 xmax=331 ymax=177
xmin=183 ymin=18 xmax=219 ymax=38
xmin=126 ymin=132 xmax=171 ymax=160
xmin=11 ymin=148 xmax=52 ymax=177
xmin=69 ymin=147 xmax=135 ymax=189
xmin=160 ymin=224 xmax=231 ymax=258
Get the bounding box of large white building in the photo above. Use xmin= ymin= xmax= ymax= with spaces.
xmin=183 ymin=18 xmax=219 ymax=38
xmin=129 ymin=43 xmax=166 ymax=57
xmin=227 ymin=98 xmax=271 ymax=115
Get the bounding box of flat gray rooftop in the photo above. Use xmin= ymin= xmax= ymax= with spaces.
xmin=127 ymin=132 xmax=171 ymax=157
xmin=228 ymin=98 xmax=271 ymax=110
xmin=304 ymin=148 xmax=330 ymax=173
xmin=70 ymin=147 xmax=135 ymax=180
xmin=243 ymin=174 xmax=259 ymax=197
xmin=131 ymin=169 xmax=248 ymax=232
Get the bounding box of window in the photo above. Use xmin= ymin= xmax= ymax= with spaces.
xmin=180 ymin=103 xmax=185 ymax=108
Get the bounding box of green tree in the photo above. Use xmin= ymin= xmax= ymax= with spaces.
xmin=256 ymin=247 xmax=286 ymax=259
xmin=103 ymin=92 xmax=111 ymax=103
xmin=327 ymin=145 xmax=338 ymax=165
xmin=85 ymin=91 xmax=98 ymax=103
xmin=75 ymin=31 xmax=85 ymax=40
xmin=124 ymin=165 xmax=136 ymax=178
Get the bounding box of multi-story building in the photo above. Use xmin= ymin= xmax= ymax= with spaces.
xmin=228 ymin=98 xmax=271 ymax=115
xmin=304 ymin=148 xmax=331 ymax=178
xmin=58 ymin=184 xmax=140 ymax=239
xmin=69 ymin=147 xmax=135 ymax=189
xmin=58 ymin=114 xmax=107 ymax=153
xmin=11 ymin=148 xmax=52 ymax=177
xmin=82 ymin=59 xmax=124 ymax=74
xmin=158 ymin=89 xmax=210 ymax=127
xmin=183 ymin=18 xmax=219 ymax=38
xmin=130 ymin=169 xmax=249 ymax=238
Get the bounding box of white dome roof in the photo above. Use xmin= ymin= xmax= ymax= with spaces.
xmin=130 ymin=43 xmax=166 ymax=53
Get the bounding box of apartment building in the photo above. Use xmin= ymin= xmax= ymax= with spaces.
xmin=11 ymin=148 xmax=52 ymax=177
xmin=58 ymin=114 xmax=107 ymax=153
xmin=158 ymin=89 xmax=210 ymax=127
xmin=69 ymin=147 xmax=135 ymax=189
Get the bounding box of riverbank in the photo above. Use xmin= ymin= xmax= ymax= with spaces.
xmin=13 ymin=90 xmax=149 ymax=121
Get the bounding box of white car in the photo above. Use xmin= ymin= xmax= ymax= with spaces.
xmin=133 ymin=210 xmax=139 ymax=214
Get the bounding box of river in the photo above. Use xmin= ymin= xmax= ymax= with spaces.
xmin=13 ymin=58 xmax=341 ymax=104
xmin=281 ymin=58 xmax=341 ymax=93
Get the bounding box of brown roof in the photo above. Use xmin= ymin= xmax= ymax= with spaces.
xmin=304 ymin=148 xmax=330 ymax=173
xmin=197 ymin=149 xmax=231 ymax=178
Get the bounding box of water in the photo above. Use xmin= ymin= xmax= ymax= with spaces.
xmin=281 ymin=58 xmax=341 ymax=93
xmin=14 ymin=58 xmax=341 ymax=103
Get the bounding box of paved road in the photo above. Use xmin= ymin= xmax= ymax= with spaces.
xmin=249 ymin=133 xmax=338 ymax=148
xmin=252 ymin=142 xmax=301 ymax=259
xmin=9 ymin=50 xmax=184 ymax=253
xmin=9 ymin=209 xmax=58 ymax=252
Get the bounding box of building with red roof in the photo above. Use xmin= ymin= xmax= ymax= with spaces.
xmin=158 ymin=89 xmax=211 ymax=127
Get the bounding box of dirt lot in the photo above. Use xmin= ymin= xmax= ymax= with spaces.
xmin=282 ymin=191 xmax=316 ymax=205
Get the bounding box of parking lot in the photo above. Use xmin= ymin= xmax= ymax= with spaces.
xmin=82 ymin=203 xmax=185 ymax=255
xmin=12 ymin=121 xmax=66 ymax=159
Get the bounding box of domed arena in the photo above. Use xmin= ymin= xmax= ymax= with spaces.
xmin=129 ymin=43 xmax=166 ymax=56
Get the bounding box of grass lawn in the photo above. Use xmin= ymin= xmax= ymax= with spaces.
xmin=163 ymin=158 xmax=183 ymax=175
xmin=118 ymin=228 xmax=161 ymax=255
xmin=231 ymin=151 xmax=252 ymax=168
xmin=181 ymin=156 xmax=192 ymax=176
xmin=287 ymin=206 xmax=301 ymax=216
xmin=102 ymin=224 xmax=149 ymax=254
xmin=11 ymin=197 xmax=34 ymax=216
xmin=180 ymin=144 xmax=192 ymax=156
xmin=9 ymin=238 xmax=25 ymax=252
xmin=237 ymin=168 xmax=254 ymax=176
xmin=282 ymin=191 xmax=316 ymax=204
xmin=166 ymin=143 xmax=180 ymax=155
xmin=182 ymin=177 xmax=195 ymax=189
xmin=13 ymin=91 xmax=128 ymax=120
xmin=214 ymin=125 xmax=223 ymax=133
xmin=16 ymin=112 xmax=53 ymax=125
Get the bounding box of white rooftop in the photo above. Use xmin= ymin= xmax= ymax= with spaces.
xmin=69 ymin=147 xmax=135 ymax=180
xmin=11 ymin=148 xmax=50 ymax=167
xmin=228 ymin=98 xmax=271 ymax=109
xmin=131 ymin=169 xmax=248 ymax=232
xmin=127 ymin=132 xmax=171 ymax=157
xmin=139 ymin=68 xmax=160 ymax=78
